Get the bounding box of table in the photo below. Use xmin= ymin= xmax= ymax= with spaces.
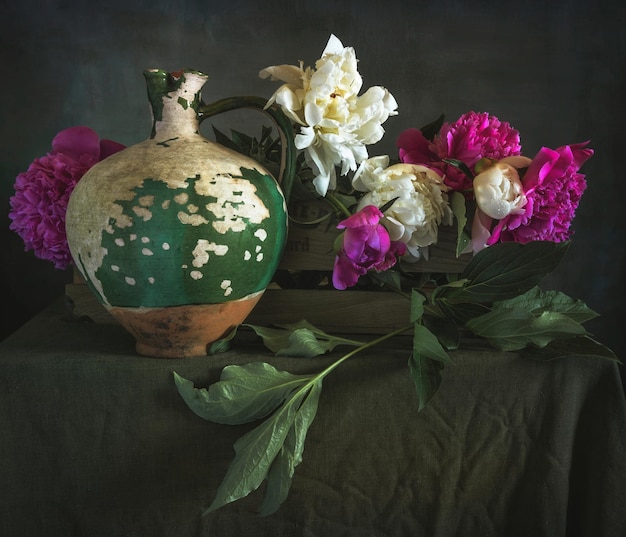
xmin=1 ymin=298 xmax=624 ymax=537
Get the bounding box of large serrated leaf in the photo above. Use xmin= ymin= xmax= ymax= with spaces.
xmin=173 ymin=363 xmax=310 ymax=425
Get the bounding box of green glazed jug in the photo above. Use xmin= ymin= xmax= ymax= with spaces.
xmin=65 ymin=68 xmax=295 ymax=358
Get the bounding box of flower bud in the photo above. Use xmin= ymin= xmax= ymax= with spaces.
xmin=473 ymin=162 xmax=527 ymax=219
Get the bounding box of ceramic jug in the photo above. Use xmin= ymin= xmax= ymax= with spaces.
xmin=65 ymin=68 xmax=296 ymax=358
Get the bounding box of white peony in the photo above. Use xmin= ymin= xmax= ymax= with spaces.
xmin=473 ymin=156 xmax=530 ymax=219
xmin=352 ymin=157 xmax=453 ymax=261
xmin=260 ymin=34 xmax=398 ymax=197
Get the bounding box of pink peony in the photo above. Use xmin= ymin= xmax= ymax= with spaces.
xmin=397 ymin=111 xmax=522 ymax=192
xmin=332 ymin=205 xmax=407 ymax=290
xmin=397 ymin=127 xmax=438 ymax=168
xmin=487 ymin=142 xmax=593 ymax=245
xmin=9 ymin=126 xmax=125 ymax=270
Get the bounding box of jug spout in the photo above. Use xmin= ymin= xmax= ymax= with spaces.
xmin=143 ymin=68 xmax=209 ymax=139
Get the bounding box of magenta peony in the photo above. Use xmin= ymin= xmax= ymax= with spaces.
xmin=332 ymin=205 xmax=407 ymax=290
xmin=397 ymin=111 xmax=522 ymax=192
xmin=9 ymin=126 xmax=125 ymax=270
xmin=487 ymin=142 xmax=593 ymax=245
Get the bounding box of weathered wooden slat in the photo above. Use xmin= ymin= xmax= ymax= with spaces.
xmin=65 ymin=284 xmax=412 ymax=334
xmin=246 ymin=288 xmax=411 ymax=334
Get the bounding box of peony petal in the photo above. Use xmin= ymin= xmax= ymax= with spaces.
xmin=337 ymin=205 xmax=384 ymax=229
xmin=566 ymin=141 xmax=594 ymax=168
xmin=397 ymin=128 xmax=435 ymax=165
xmin=332 ymin=253 xmax=363 ymax=290
xmin=521 ymin=147 xmax=560 ymax=191
xmin=500 ymin=155 xmax=532 ymax=168
xmin=322 ymin=34 xmax=345 ymax=56
xmin=258 ymin=64 xmax=304 ymax=86
xmin=472 ymin=208 xmax=495 ymax=252
xmin=99 ymin=139 xmax=126 ymax=160
xmin=52 ymin=126 xmax=100 ymax=160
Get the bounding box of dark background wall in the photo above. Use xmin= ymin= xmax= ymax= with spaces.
xmin=1 ymin=0 xmax=624 ymax=362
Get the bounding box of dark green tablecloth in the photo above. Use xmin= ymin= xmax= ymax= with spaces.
xmin=0 ymin=299 xmax=624 ymax=537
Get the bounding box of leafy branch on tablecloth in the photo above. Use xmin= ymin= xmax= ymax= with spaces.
xmin=174 ymin=240 xmax=618 ymax=514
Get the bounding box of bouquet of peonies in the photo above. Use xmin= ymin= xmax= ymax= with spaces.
xmin=246 ymin=34 xmax=591 ymax=292
xmin=8 ymin=34 xmax=617 ymax=516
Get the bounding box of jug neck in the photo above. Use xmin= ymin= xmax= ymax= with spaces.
xmin=144 ymin=69 xmax=208 ymax=139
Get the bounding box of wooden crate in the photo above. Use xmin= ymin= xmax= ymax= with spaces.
xmin=65 ymin=202 xmax=469 ymax=333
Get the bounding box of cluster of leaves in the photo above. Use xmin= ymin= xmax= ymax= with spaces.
xmin=213 ymin=124 xmax=282 ymax=180
xmin=173 ymin=240 xmax=618 ymax=515
xmin=212 ymin=123 xmax=319 ymax=205
xmin=174 ymin=322 xmax=403 ymax=515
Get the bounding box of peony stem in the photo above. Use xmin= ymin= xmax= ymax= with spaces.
xmin=324 ymin=191 xmax=354 ymax=219
xmin=308 ymin=324 xmax=413 ymax=384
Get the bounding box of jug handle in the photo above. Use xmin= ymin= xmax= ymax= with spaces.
xmin=198 ymin=96 xmax=297 ymax=203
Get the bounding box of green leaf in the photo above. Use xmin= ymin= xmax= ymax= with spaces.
xmin=275 ymin=319 xmax=321 ymax=332
xmin=494 ymin=286 xmax=599 ymax=324
xmin=465 ymin=309 xmax=588 ymax=351
xmin=173 ymin=363 xmax=311 ymax=425
xmin=259 ymin=381 xmax=322 ymax=515
xmin=450 ymin=191 xmax=471 ymax=257
xmin=276 ymin=328 xmax=328 ymax=357
xmin=243 ymin=325 xmax=292 ymax=353
xmin=230 ymin=129 xmax=254 ymax=150
xmin=212 ymin=126 xmax=246 ymax=153
xmin=441 ymin=241 xmax=571 ymax=303
xmin=436 ymin=299 xmax=492 ymax=326
xmin=443 ymin=158 xmax=474 ymax=179
xmin=420 ymin=113 xmax=445 ymax=140
xmin=408 ymin=324 xmax=453 ymax=411
xmin=204 ymin=388 xmax=307 ymax=515
xmin=245 ymin=322 xmax=363 ymax=357
xmin=379 ymin=196 xmax=400 ymax=213
xmin=288 ymin=212 xmax=332 ymax=226
xmin=430 ymin=278 xmax=468 ymax=305
xmin=208 ymin=326 xmax=238 ymax=354
xmin=423 ymin=315 xmax=460 ymax=350
xmin=517 ymin=335 xmax=620 ymax=362
xmin=368 ymin=269 xmax=402 ymax=292
xmin=410 ymin=289 xmax=426 ymax=323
